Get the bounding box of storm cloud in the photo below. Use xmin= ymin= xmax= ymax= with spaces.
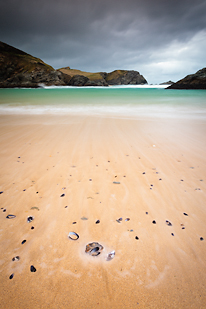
xmin=0 ymin=0 xmax=206 ymax=83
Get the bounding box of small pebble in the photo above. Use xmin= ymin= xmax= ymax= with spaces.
xmin=23 ymin=189 xmax=26 ymax=191
xmin=180 ymin=179 xmax=184 ymax=182
xmin=3 ymin=209 xmax=6 ymax=212
xmin=81 ymin=217 xmax=88 ymax=220
xmin=125 ymin=218 xmax=130 ymax=222
xmin=116 ymin=217 xmax=123 ymax=223
xmin=0 ymin=191 xmax=3 ymax=194
xmin=95 ymin=220 xmax=100 ymax=224
xmin=21 ymin=240 xmax=26 ymax=244
xmin=89 ymin=179 xmax=92 ymax=181
xmin=72 ymin=222 xmax=77 ymax=224
xmin=166 ymin=220 xmax=172 ymax=226
xmin=12 ymin=256 xmax=20 ymax=261
xmin=30 ymin=265 xmax=36 ymax=272
xmin=9 ymin=273 xmax=14 ymax=279
xmin=182 ymin=227 xmax=185 ymax=229
xmin=36 ymin=192 xmax=38 ymax=194
xmin=135 ymin=236 xmax=139 ymax=240
xmin=65 ymin=206 xmax=68 ymax=208
xmin=146 ymin=212 xmax=148 ymax=214
xmin=159 ymin=178 xmax=162 ymax=181
xmin=183 ymin=212 xmax=188 ymax=216
xmin=113 ymin=181 xmax=120 ymax=184
xmin=60 ymin=194 xmax=65 ymax=197
xmin=31 ymin=226 xmax=34 ymax=230
xmin=152 ymin=220 xmax=156 ymax=224
xmin=27 ymin=216 xmax=34 ymax=223
xmin=142 ymin=172 xmax=146 ymax=175
xmin=200 ymin=237 xmax=204 ymax=241
xmin=6 ymin=214 xmax=16 ymax=219
xmin=171 ymin=233 xmax=174 ymax=236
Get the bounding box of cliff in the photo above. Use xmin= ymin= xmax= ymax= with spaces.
xmin=0 ymin=41 xmax=71 ymax=88
xmin=0 ymin=41 xmax=147 ymax=87
xmin=167 ymin=68 xmax=206 ymax=89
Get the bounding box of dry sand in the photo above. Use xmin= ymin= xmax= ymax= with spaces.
xmin=0 ymin=114 xmax=206 ymax=308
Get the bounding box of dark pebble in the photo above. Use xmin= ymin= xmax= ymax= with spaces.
xmin=95 ymin=220 xmax=100 ymax=224
xmin=116 ymin=217 xmax=123 ymax=223
xmin=150 ymin=184 xmax=153 ymax=187
xmin=21 ymin=240 xmax=26 ymax=244
xmin=166 ymin=220 xmax=172 ymax=226
xmin=183 ymin=212 xmax=188 ymax=216
xmin=3 ymin=209 xmax=6 ymax=212
xmin=113 ymin=181 xmax=120 ymax=184
xmin=65 ymin=206 xmax=68 ymax=208
xmin=89 ymin=179 xmax=92 ymax=181
xmin=159 ymin=178 xmax=162 ymax=181
xmin=23 ymin=189 xmax=26 ymax=191
xmin=152 ymin=220 xmax=156 ymax=224
xmin=12 ymin=256 xmax=20 ymax=261
xmin=6 ymin=214 xmax=16 ymax=219
xmin=31 ymin=226 xmax=34 ymax=229
xmin=72 ymin=222 xmax=77 ymax=224
xmin=200 ymin=237 xmax=204 ymax=241
xmin=9 ymin=273 xmax=14 ymax=279
xmin=146 ymin=212 xmax=148 ymax=214
xmin=180 ymin=179 xmax=184 ymax=182
xmin=60 ymin=194 xmax=65 ymax=197
xmin=142 ymin=172 xmax=146 ymax=175
xmin=27 ymin=216 xmax=34 ymax=223
xmin=171 ymin=233 xmax=174 ymax=236
xmin=36 ymin=192 xmax=38 ymax=194
xmin=125 ymin=218 xmax=130 ymax=221
xmin=0 ymin=191 xmax=3 ymax=194
xmin=30 ymin=265 xmax=36 ymax=272
xmin=135 ymin=236 xmax=139 ymax=240
xmin=18 ymin=156 xmax=21 ymax=158
xmin=182 ymin=227 xmax=185 ymax=229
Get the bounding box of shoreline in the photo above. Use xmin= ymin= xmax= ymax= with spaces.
xmin=0 ymin=114 xmax=206 ymax=308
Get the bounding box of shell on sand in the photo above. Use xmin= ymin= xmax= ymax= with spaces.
xmin=85 ymin=242 xmax=103 ymax=256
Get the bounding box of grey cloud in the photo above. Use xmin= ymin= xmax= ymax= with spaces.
xmin=0 ymin=0 xmax=206 ymax=83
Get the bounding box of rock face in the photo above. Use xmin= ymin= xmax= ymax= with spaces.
xmin=0 ymin=41 xmax=148 ymax=87
xmin=159 ymin=80 xmax=174 ymax=85
xmin=167 ymin=68 xmax=206 ymax=89
xmin=105 ymin=70 xmax=147 ymax=85
xmin=0 ymin=41 xmax=71 ymax=88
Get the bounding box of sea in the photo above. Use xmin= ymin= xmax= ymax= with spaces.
xmin=0 ymin=85 xmax=206 ymax=119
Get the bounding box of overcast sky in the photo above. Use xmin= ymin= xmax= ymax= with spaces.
xmin=0 ymin=0 xmax=206 ymax=83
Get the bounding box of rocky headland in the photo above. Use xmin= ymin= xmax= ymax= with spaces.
xmin=167 ymin=68 xmax=206 ymax=89
xmin=0 ymin=41 xmax=147 ymax=87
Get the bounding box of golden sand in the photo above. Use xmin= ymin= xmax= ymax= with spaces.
xmin=0 ymin=114 xmax=206 ymax=308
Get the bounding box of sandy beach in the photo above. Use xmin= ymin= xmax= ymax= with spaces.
xmin=0 ymin=114 xmax=206 ymax=308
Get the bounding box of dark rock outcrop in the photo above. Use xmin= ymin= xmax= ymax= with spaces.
xmin=0 ymin=41 xmax=71 ymax=88
xmin=160 ymin=80 xmax=174 ymax=85
xmin=105 ymin=70 xmax=147 ymax=85
xmin=167 ymin=68 xmax=206 ymax=89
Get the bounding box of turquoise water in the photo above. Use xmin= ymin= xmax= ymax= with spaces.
xmin=0 ymin=86 xmax=206 ymax=119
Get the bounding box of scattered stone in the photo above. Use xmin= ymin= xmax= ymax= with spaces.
xmin=116 ymin=217 xmax=123 ymax=223
xmin=60 ymin=193 xmax=65 ymax=197
xmin=113 ymin=181 xmax=120 ymax=184
xmin=150 ymin=184 xmax=153 ymax=187
xmin=36 ymin=192 xmax=38 ymax=194
xmin=0 ymin=191 xmax=3 ymax=194
xmin=89 ymin=179 xmax=92 ymax=181
xmin=81 ymin=216 xmax=88 ymax=220
xmin=68 ymin=232 xmax=79 ymax=240
xmin=9 ymin=273 xmax=14 ymax=279
xmin=125 ymin=218 xmax=130 ymax=222
xmin=12 ymin=256 xmax=20 ymax=261
xmin=85 ymin=242 xmax=103 ymax=256
xmin=180 ymin=179 xmax=184 ymax=182
xmin=200 ymin=237 xmax=204 ymax=241
xmin=27 ymin=216 xmax=34 ymax=223
xmin=152 ymin=220 xmax=156 ymax=224
xmin=171 ymin=233 xmax=174 ymax=236
xmin=30 ymin=265 xmax=36 ymax=272
xmin=130 ymin=229 xmax=133 ymax=232
xmin=21 ymin=239 xmax=26 ymax=244
xmin=135 ymin=236 xmax=139 ymax=240
xmin=23 ymin=189 xmax=26 ymax=191
xmin=106 ymin=250 xmax=115 ymax=261
xmin=159 ymin=178 xmax=162 ymax=181
xmin=95 ymin=220 xmax=100 ymax=224
xmin=31 ymin=226 xmax=34 ymax=229
xmin=166 ymin=220 xmax=172 ymax=226
xmin=62 ymin=187 xmax=66 ymax=190
xmin=142 ymin=172 xmax=146 ymax=175
xmin=3 ymin=209 xmax=6 ymax=212
xmin=183 ymin=213 xmax=188 ymax=216
xmin=146 ymin=212 xmax=148 ymax=215
xmin=65 ymin=206 xmax=68 ymax=208
xmin=6 ymin=214 xmax=16 ymax=219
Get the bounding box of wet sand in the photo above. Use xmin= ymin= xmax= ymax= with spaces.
xmin=0 ymin=114 xmax=206 ymax=308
